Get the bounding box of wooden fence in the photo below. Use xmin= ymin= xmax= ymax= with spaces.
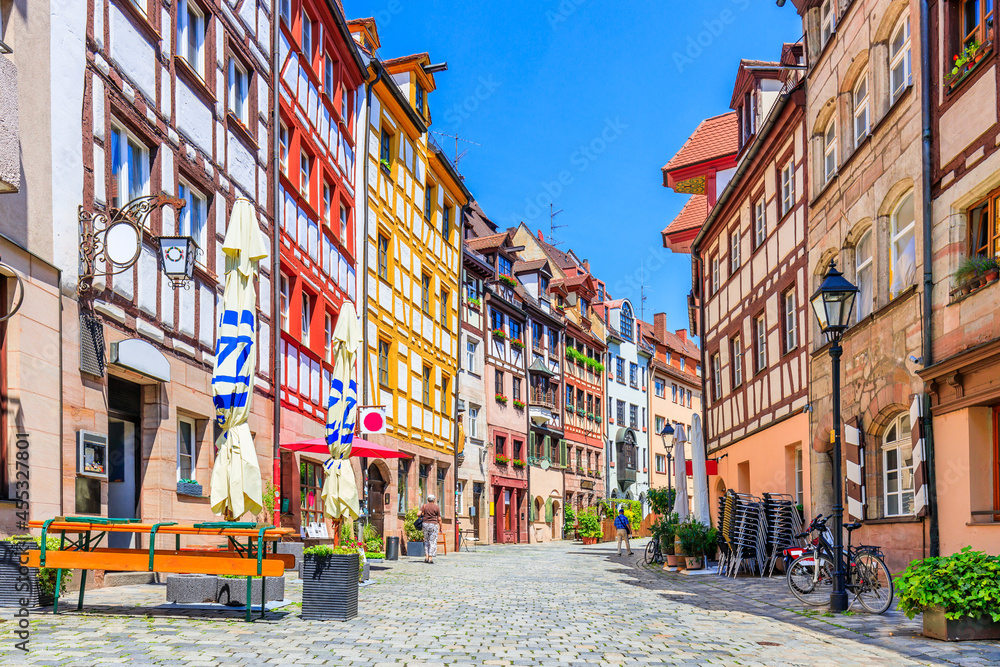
xmin=600 ymin=513 xmax=658 ymax=542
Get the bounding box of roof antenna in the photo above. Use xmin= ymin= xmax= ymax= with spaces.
xmin=548 ymin=204 xmax=566 ymax=246
xmin=431 ymin=131 xmax=481 ymax=174
xmin=639 ymin=258 xmax=649 ymax=321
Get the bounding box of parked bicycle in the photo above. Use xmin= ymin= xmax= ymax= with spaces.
xmin=784 ymin=514 xmax=894 ymax=614
xmin=644 ymin=536 xmax=664 ymax=565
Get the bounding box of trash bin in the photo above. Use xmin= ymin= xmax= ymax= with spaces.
xmin=385 ymin=536 xmax=400 ymax=561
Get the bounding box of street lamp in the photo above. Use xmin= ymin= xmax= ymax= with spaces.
xmin=809 ymin=260 xmax=858 ymax=613
xmin=659 ymin=423 xmax=675 ymax=513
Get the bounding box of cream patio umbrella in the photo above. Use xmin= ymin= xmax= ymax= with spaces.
xmin=690 ymin=414 xmax=712 ymax=525
xmin=673 ymin=424 xmax=690 ymax=521
xmin=321 ymin=302 xmax=362 ymax=533
xmin=210 ymin=199 xmax=268 ymax=520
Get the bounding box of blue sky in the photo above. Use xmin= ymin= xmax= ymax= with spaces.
xmin=344 ymin=0 xmax=802 ymax=335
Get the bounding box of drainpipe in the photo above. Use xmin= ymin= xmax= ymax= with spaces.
xmin=360 ymin=64 xmax=382 ymax=411
xmin=270 ymin=0 xmax=282 ymax=519
xmin=453 ymin=207 xmax=466 ymax=552
xmin=918 ymin=0 xmax=939 ymax=558
xmin=693 ymin=250 xmax=709 ymax=459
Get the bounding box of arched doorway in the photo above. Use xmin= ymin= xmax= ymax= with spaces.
xmin=367 ymin=462 xmax=387 ymax=538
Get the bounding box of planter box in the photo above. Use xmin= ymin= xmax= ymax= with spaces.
xmin=177 ymin=481 xmax=203 ymax=497
xmin=581 ymin=536 xmax=598 ymax=545
xmin=166 ymin=574 xmax=219 ymax=603
xmin=0 ymin=542 xmax=52 ymax=608
xmin=685 ymin=556 xmax=703 ymax=570
xmin=923 ymin=607 xmax=1000 ymax=641
xmin=216 ymin=576 xmax=285 ymax=607
xmin=406 ymin=540 xmax=426 ymax=558
xmin=301 ymin=553 xmax=359 ymax=621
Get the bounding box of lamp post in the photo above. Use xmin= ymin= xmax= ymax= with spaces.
xmin=809 ymin=260 xmax=858 ymax=613
xmin=659 ymin=423 xmax=675 ymax=513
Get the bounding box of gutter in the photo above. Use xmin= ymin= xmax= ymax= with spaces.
xmin=271 ymin=0 xmax=282 ymax=515
xmin=918 ymin=0 xmax=939 ymax=558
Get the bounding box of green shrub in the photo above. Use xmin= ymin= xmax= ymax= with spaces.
xmin=362 ymin=523 xmax=383 ymax=552
xmin=4 ymin=535 xmax=72 ymax=596
xmin=895 ymin=547 xmax=1000 ymax=621
xmin=648 ymin=488 xmax=676 ymax=516
xmin=563 ymin=506 xmax=576 ymax=532
xmin=676 ymin=518 xmax=711 ymax=557
xmin=577 ymin=509 xmax=602 ymax=538
xmin=403 ymin=508 xmax=425 ymax=542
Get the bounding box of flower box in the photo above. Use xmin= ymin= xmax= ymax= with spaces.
xmin=510 ymin=338 xmax=525 ymax=349
xmin=468 ymin=297 xmax=481 ymax=308
xmin=301 ymin=553 xmax=359 ymax=621
xmin=495 ymin=455 xmax=510 ymax=466
xmin=587 ymin=412 xmax=595 ymax=420
xmin=491 ymin=329 xmax=507 ymax=340
xmin=498 ymin=274 xmax=517 ymax=288
xmin=512 ymin=399 xmax=525 ymax=409
xmin=512 ymin=459 xmax=526 ymax=468
xmin=923 ymin=607 xmax=1000 ymax=641
xmin=177 ymin=480 xmax=203 ymax=497
xmin=495 ymin=393 xmax=508 ymax=404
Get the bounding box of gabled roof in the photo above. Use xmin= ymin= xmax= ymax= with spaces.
xmin=464 ymin=200 xmax=498 ymax=238
xmin=514 ymin=259 xmax=550 ymax=274
xmin=662 ymin=112 xmax=739 ymax=175
xmin=661 ymin=195 xmax=708 ymax=254
xmin=466 ymin=232 xmax=510 ymax=253
xmin=730 ymin=59 xmax=783 ymax=110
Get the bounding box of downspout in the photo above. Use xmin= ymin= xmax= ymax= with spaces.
xmin=270 ymin=0 xmax=282 ymax=519
xmin=453 ymin=207 xmax=466 ymax=552
xmin=360 ymin=64 xmax=382 ymax=411
xmin=693 ymin=250 xmax=709 ymax=459
xmin=919 ymin=0 xmax=939 ymax=558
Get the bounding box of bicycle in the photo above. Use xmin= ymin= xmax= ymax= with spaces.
xmin=644 ymin=536 xmax=664 ymax=565
xmin=784 ymin=514 xmax=894 ymax=614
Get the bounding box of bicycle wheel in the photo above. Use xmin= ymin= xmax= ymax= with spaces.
xmin=786 ymin=553 xmax=835 ymax=606
xmin=644 ymin=540 xmax=657 ymax=565
xmin=854 ymin=552 xmax=894 ymax=614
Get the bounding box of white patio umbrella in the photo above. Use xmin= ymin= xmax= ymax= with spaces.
xmin=321 ymin=302 xmax=361 ymax=523
xmin=690 ymin=414 xmax=711 ymax=525
xmin=210 ymin=199 xmax=268 ymax=519
xmin=673 ymin=423 xmax=690 ymax=521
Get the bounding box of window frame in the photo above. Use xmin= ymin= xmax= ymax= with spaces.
xmin=421 ymin=273 xmax=431 ymax=315
xmin=177 ymin=415 xmax=196 ymax=482
xmin=711 ymin=254 xmax=720 ymax=293
xmin=732 ymin=335 xmax=743 ymax=387
xmin=278 ymin=122 xmax=289 ymax=174
xmin=440 ymin=288 xmax=449 ymax=329
xmin=781 ymin=160 xmax=795 ymax=216
xmin=820 ymin=0 xmax=836 ymax=47
xmin=890 ymin=13 xmax=912 ymax=104
xmin=422 ymin=364 xmax=432 ymax=407
xmin=711 ymin=353 xmax=722 ymax=402
xmin=783 ymin=287 xmax=798 ymax=352
xmin=324 ymin=312 xmax=333 ymax=364
xmin=823 ymin=119 xmax=837 ymax=184
xmin=110 ymin=123 xmax=151 ymax=209
xmin=177 ymin=180 xmax=208 ymax=263
xmin=178 ymin=0 xmax=207 ymax=78
xmin=754 ymin=198 xmax=766 ymax=248
xmin=279 ymin=273 xmax=290 ymax=332
xmin=379 ymin=126 xmax=392 ymax=168
xmin=377 ymin=234 xmax=390 ymax=281
xmin=889 ymin=193 xmax=916 ymax=298
xmin=377 ymin=339 xmax=391 ymax=388
xmin=299 ymin=150 xmax=312 ymax=201
xmin=853 ymin=70 xmax=870 ymax=147
xmin=882 ymin=412 xmax=915 ymax=517
xmin=300 ymin=289 xmax=313 ymax=345
xmin=440 ymin=374 xmax=450 ymax=413
xmin=730 ymin=228 xmax=741 ymax=273
xmin=855 ymin=229 xmax=874 ymax=320
xmin=300 ymin=8 xmax=313 ymax=64
xmin=754 ymin=314 xmax=767 ymax=373
xmin=300 ymin=459 xmax=324 ymax=527
xmin=228 ymin=56 xmax=250 ymax=126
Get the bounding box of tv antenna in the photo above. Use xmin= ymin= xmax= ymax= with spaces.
xmin=431 ymin=131 xmax=481 ymax=171
xmin=548 ymin=204 xmax=566 ymax=246
xmin=639 ymin=258 xmax=649 ymax=321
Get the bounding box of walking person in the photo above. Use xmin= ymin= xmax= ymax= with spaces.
xmin=615 ymin=507 xmax=633 ymax=556
xmin=419 ymin=494 xmax=442 ymax=564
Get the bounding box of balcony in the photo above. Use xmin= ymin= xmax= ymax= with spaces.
xmin=528 ymin=387 xmax=558 ymax=426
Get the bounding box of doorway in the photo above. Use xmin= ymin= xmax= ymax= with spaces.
xmin=472 ymin=482 xmax=483 ymax=540
xmin=107 ymin=376 xmax=142 ymax=549
xmin=367 ymin=462 xmax=386 ymax=538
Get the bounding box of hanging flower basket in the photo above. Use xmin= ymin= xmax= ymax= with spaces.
xmin=495 ymin=393 xmax=508 ymax=404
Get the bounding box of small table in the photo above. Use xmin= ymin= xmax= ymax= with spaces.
xmin=459 ymin=529 xmax=478 ymax=552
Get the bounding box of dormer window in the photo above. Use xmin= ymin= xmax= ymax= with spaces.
xmin=416 ymin=83 xmax=425 ymax=115
xmin=541 ymin=275 xmax=550 ymax=294
xmin=498 ymin=255 xmax=513 ymax=277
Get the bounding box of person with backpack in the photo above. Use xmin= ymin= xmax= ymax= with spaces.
xmin=614 ymin=507 xmax=633 ymax=556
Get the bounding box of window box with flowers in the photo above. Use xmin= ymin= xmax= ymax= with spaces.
xmin=576 ymin=466 xmax=586 ymax=475
xmin=512 ymin=399 xmax=525 ymax=409
xmin=512 ymin=458 xmax=526 ymax=469
xmin=468 ymin=297 xmax=481 ymax=309
xmin=495 ymin=454 xmax=510 ymax=466
xmin=587 ymin=412 xmax=595 ymax=421
xmin=495 ymin=393 xmax=508 ymax=404
xmin=491 ymin=328 xmax=507 ymax=341
xmin=498 ymin=274 xmax=517 ymax=288
xmin=946 ymin=39 xmax=992 ymax=93
xmin=510 ymin=338 xmax=525 ymax=350
xmin=953 ymin=256 xmax=1000 ymax=297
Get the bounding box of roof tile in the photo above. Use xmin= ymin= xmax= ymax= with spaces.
xmin=663 ymin=112 xmax=739 ymax=173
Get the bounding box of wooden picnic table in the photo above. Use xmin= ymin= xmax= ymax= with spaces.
xmin=23 ymin=517 xmax=295 ymax=622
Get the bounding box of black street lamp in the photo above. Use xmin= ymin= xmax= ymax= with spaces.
xmin=809 ymin=260 xmax=858 ymax=613
xmin=659 ymin=423 xmax=676 ymax=513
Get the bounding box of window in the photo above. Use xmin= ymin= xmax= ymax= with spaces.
xmin=178 ymin=0 xmax=206 ymax=77
xmin=424 ymin=185 xmax=434 ymax=220
xmin=687 ymin=390 xmax=693 ymax=408
xmin=732 ymin=335 xmax=743 ymax=387
xmin=890 ymin=193 xmax=916 ymax=298
xmin=415 ymin=83 xmax=425 ymax=115
xmin=340 ymin=204 xmax=348 ymax=242
xmin=615 ymin=357 xmax=625 ymax=384
xmin=823 ymin=121 xmax=837 ymax=183
xmin=177 ymin=182 xmax=208 ymax=259
xmin=300 ymin=460 xmax=324 ymax=527
xmin=300 ymin=291 xmax=312 ymax=343
xmin=490 ymin=308 xmax=504 ymax=332
xmin=279 ymin=123 xmax=289 ymax=174
xmin=730 ymin=229 xmax=741 ymax=273
xmin=455 ymin=481 xmax=464 ymax=514
xmin=889 ymin=14 xmax=912 ymax=104
xmin=441 ymin=375 xmax=450 ymax=413
xmin=671 ymin=384 xmax=678 ymax=403
xmin=654 ymin=379 xmax=665 ymax=398
xmin=883 ymin=412 xmax=914 ymax=516
xmin=629 ymin=404 xmax=638 ymax=429
xmin=655 ymin=416 xmax=666 ymax=433
xmin=324 ymin=312 xmax=333 ymax=363
xmin=629 ymin=362 xmax=638 ymax=388
xmin=323 ymin=182 xmax=332 ymax=224
xmin=711 ymin=354 xmax=722 ymax=401
xmin=300 ymin=151 xmax=311 ymax=200
xmin=711 ymin=255 xmax=720 ymax=293
xmin=279 ymin=0 xmax=291 ymax=25
xmin=419 ymin=464 xmax=429 ymax=504
xmin=680 ymin=358 xmax=685 ymax=372
xmin=566 ymin=384 xmax=574 ymax=409
xmin=442 ymin=205 xmax=451 ymax=240
xmin=616 ymin=400 xmax=625 ymax=424
xmin=377 ymin=234 xmax=389 ymax=280
xmin=419 ymin=273 xmax=431 ymax=314
xmin=465 ymin=340 xmax=478 ymax=372
xmin=620 ymin=302 xmax=634 ymax=340
xmin=853 ymin=71 xmax=870 ymax=147
xmin=783 ymin=288 xmax=798 ymax=352
xmin=177 ymin=416 xmax=196 ymax=481
xmin=548 ymin=328 xmax=558 ymax=350
xmin=510 ymin=320 xmax=522 ymax=342
xmin=820 ymin=0 xmax=836 ymax=46
xmin=754 ymin=198 xmax=766 ymax=248
xmin=397 ymin=460 xmax=408 ymax=513
xmin=378 ymin=339 xmax=390 ymax=387
xmin=342 ymin=87 xmax=349 ymax=118
xmin=855 ymin=230 xmax=874 ymax=320
xmin=498 ymin=255 xmax=513 ymax=277
xmin=468 ymin=406 xmax=479 ymax=438
xmin=379 ymin=127 xmax=391 ymax=167
xmin=795 ymin=447 xmax=804 ymax=505
xmin=422 ymin=365 xmax=432 ymax=407
xmin=109 ymin=125 xmax=150 ymax=209
xmin=324 ymin=56 xmax=335 ymax=99
xmin=580 ymin=298 xmax=588 ymax=317
xmin=513 ymin=377 xmax=521 ymax=402
xmin=495 ymin=434 xmax=506 ymax=457
xmin=655 ymin=454 xmax=666 ymax=474
xmin=531 ymin=322 xmax=543 ymax=349
xmin=279 ymin=273 xmax=290 ymax=332
xmin=228 ymin=58 xmax=249 ymax=125
xmin=495 ymin=369 xmax=504 ymax=395
xmin=300 ymin=9 xmax=313 ymax=61
xmin=781 ymin=160 xmax=795 ymax=216
xmin=440 ymin=289 xmax=449 ymax=328
xmin=754 ymin=314 xmax=767 ymax=372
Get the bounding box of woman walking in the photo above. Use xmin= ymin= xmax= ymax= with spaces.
xmin=419 ymin=494 xmax=442 ymax=564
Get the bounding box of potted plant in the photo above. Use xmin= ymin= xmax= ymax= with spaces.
xmin=955 ymin=257 xmax=981 ymax=294
xmin=495 ymin=454 xmax=510 ymax=466
xmin=177 ymin=478 xmax=203 ymax=496
xmin=491 ymin=328 xmax=507 ymax=340
xmin=981 ymin=256 xmax=1000 ymax=283
xmin=577 ymin=509 xmax=602 ymax=545
xmin=512 ymin=399 xmax=526 ymax=409
xmin=468 ymin=297 xmax=481 ymax=308
xmin=510 ymin=338 xmax=525 ymax=350
xmin=301 ymin=544 xmax=361 ymax=621
xmin=563 ymin=506 xmax=577 ymax=538
xmin=896 ymin=547 xmax=1000 ymax=640
xmin=379 ymin=158 xmax=391 ymax=173
xmin=403 ymin=508 xmax=425 ymax=558
xmin=677 ymin=518 xmax=709 ymax=570
xmin=495 ymin=393 xmax=508 ymax=404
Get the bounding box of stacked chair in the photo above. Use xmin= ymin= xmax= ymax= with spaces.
xmin=762 ymin=493 xmax=805 ymax=577
xmin=715 ymin=490 xmax=805 ymax=578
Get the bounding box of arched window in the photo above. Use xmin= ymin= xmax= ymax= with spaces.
xmin=620 ymin=302 xmax=634 ymax=341
xmin=853 ymin=70 xmax=870 ymax=147
xmin=889 ymin=193 xmax=916 ymax=298
xmin=890 ymin=14 xmax=912 ymax=104
xmin=823 ymin=119 xmax=837 ymax=183
xmin=855 ymin=229 xmax=874 ymax=320
xmin=882 ymin=412 xmax=914 ymax=516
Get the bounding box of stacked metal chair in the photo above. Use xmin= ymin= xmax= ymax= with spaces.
xmin=762 ymin=493 xmax=805 ymax=576
xmin=715 ymin=492 xmax=736 ymax=575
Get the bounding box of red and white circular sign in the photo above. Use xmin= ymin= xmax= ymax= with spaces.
xmin=360 ymin=407 xmax=387 ymax=434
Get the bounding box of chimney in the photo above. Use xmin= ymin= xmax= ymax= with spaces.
xmin=537 ymin=230 xmax=544 ymax=241
xmin=654 ymin=313 xmax=667 ymax=341
xmin=676 ymin=329 xmax=687 ymax=343
xmin=583 ymin=260 xmax=590 ymax=272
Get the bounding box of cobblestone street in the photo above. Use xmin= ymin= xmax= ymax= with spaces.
xmin=1 ymin=539 xmax=997 ymax=666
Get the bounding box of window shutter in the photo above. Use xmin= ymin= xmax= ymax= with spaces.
xmin=543 ymin=435 xmax=551 ymax=462
xmin=910 ymin=397 xmax=929 ymax=517
xmin=529 ymin=499 xmax=535 ymax=522
xmin=844 ymin=419 xmax=866 ymax=521
xmin=528 ymin=432 xmax=535 ymax=459
xmin=545 ymin=498 xmax=553 ymax=523
xmin=560 ymin=439 xmax=567 ymax=467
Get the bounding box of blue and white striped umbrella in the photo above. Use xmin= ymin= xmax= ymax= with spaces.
xmin=209 ymin=199 xmax=268 ymax=519
xmin=321 ymin=302 xmax=361 ymax=521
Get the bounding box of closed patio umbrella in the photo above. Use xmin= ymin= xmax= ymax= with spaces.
xmin=321 ymin=302 xmax=361 ymax=524
xmin=673 ymin=424 xmax=690 ymax=521
xmin=210 ymin=199 xmax=268 ymax=519
xmin=690 ymin=414 xmax=711 ymax=525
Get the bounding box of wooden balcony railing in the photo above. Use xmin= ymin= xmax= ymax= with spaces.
xmin=530 ymin=388 xmax=559 ymax=410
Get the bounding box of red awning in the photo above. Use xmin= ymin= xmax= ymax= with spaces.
xmin=280 ymin=437 xmax=411 ymax=459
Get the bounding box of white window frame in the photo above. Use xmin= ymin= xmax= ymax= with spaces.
xmin=323 ymin=181 xmax=332 ymax=224
xmin=300 ymin=151 xmax=311 ymax=200
xmin=781 ymin=160 xmax=795 ymax=215
xmin=178 ymin=181 xmax=208 ymax=265
xmin=823 ymin=120 xmax=837 ymax=184
xmin=279 ymin=273 xmax=290 ymax=332
xmin=855 ymin=229 xmax=874 ymax=320
xmin=732 ymin=335 xmax=743 ymax=386
xmin=129 ymin=0 xmax=148 ymax=17
xmin=468 ymin=406 xmax=479 ymax=439
xmin=465 ymin=340 xmax=477 ymax=373
xmin=177 ymin=415 xmax=196 ymax=482
xmin=301 ymin=290 xmax=312 ymax=342
xmin=301 ymin=9 xmax=312 ymax=61
xmin=228 ymin=57 xmax=249 ymax=125
xmin=890 ymin=193 xmax=916 ymax=298
xmin=711 ymin=255 xmax=720 ymax=293
xmin=821 ymin=0 xmax=836 ymax=46
xmin=324 ymin=312 xmax=333 ymax=363
xmin=711 ymin=354 xmax=722 ymax=401
xmin=654 ymin=379 xmax=664 ymax=398
xmin=456 ymin=481 xmax=464 ymax=514
xmin=889 ymin=14 xmax=912 ymax=105
xmin=795 ymin=447 xmax=803 ymax=505
xmin=853 ymin=71 xmax=870 ymax=147
xmin=755 ymin=314 xmax=767 ymax=372
xmin=340 ymin=204 xmax=348 ymax=242
xmin=279 ymin=0 xmax=291 ymax=26
xmin=279 ymin=123 xmax=289 ymax=174
xmin=882 ymin=412 xmax=914 ymax=517
xmin=110 ymin=124 xmax=150 ymax=209
xmin=754 ymin=198 xmax=766 ymax=247
xmin=730 ymin=229 xmax=741 ymax=273
xmin=325 ymin=55 xmax=335 ymax=99
xmin=784 ymin=288 xmax=798 ymax=352
xmin=655 ymin=454 xmax=666 ymax=474
xmin=178 ymin=0 xmax=207 ymax=77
